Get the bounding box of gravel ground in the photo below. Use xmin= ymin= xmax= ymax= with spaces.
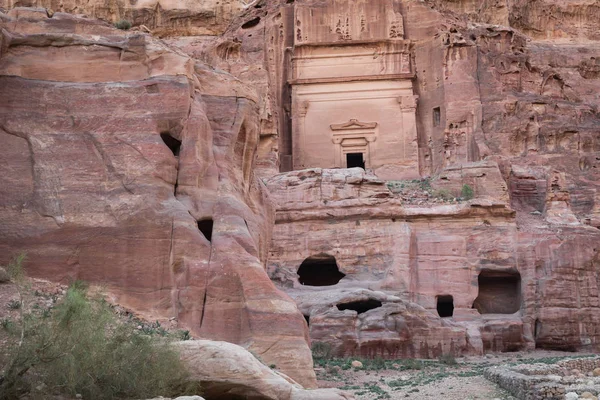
xmin=316 ymin=351 xmax=595 ymax=400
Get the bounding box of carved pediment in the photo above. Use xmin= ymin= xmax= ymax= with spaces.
xmin=330 ymin=119 xmax=378 ymax=131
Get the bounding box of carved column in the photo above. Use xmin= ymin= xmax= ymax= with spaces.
xmin=398 ymin=95 xmax=419 ymax=172
xmin=292 ymin=99 xmax=310 ymax=170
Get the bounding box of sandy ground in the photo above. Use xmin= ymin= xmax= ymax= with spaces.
xmin=315 ymin=351 xmax=596 ymax=400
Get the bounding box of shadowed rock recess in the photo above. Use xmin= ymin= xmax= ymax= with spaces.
xmin=1 ymin=0 xmax=600 ymax=393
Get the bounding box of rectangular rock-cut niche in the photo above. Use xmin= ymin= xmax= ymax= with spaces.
xmin=433 ymin=107 xmax=441 ymax=127
xmin=473 ymin=270 xmax=521 ymax=314
xmin=436 ymin=295 xmax=454 ymax=318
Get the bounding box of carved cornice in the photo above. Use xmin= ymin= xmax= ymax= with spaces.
xmin=330 ymin=119 xmax=378 ymax=131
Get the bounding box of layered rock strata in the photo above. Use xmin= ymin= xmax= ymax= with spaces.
xmin=1 ymin=0 xmax=600 ymax=386
xmin=0 ymin=9 xmax=315 ymax=387
xmin=266 ymin=166 xmax=600 ymax=357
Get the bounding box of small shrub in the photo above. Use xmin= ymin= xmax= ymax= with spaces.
xmin=311 ymin=341 xmax=332 ymax=360
xmin=114 ymin=20 xmax=132 ymax=30
xmin=367 ymin=357 xmax=386 ymax=370
xmin=7 ymin=300 xmax=21 ymax=310
xmin=432 ymin=189 xmax=453 ymax=201
xmin=438 ymin=353 xmax=458 ymax=366
xmin=1 ymin=318 xmax=13 ymax=331
xmin=419 ymin=178 xmax=432 ymax=191
xmin=177 ymin=330 xmax=191 ymax=341
xmin=402 ymin=358 xmax=424 ymax=370
xmin=461 ymin=184 xmax=474 ymax=200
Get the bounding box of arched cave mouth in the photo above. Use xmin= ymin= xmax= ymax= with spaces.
xmin=336 ymin=299 xmax=382 ymax=314
xmin=197 ymin=219 xmax=214 ymax=242
xmin=160 ymin=132 xmax=181 ymax=157
xmin=436 ymin=295 xmax=454 ymax=318
xmin=472 ymin=270 xmax=521 ymax=314
xmin=297 ymin=254 xmax=345 ymax=286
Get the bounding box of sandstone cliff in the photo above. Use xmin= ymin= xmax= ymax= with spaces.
xmin=1 ymin=0 xmax=600 ymax=390
xmin=0 ymin=8 xmax=315 ymax=387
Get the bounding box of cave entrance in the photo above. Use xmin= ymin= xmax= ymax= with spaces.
xmin=297 ymin=254 xmax=345 ymax=286
xmin=197 ymin=219 xmax=214 ymax=242
xmin=160 ymin=133 xmax=181 ymax=157
xmin=473 ymin=270 xmax=521 ymax=314
xmin=337 ymin=299 xmax=382 ymax=314
xmin=346 ymin=153 xmax=365 ymax=169
xmin=436 ymin=295 xmax=454 ymax=318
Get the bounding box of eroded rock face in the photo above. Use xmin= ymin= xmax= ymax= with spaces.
xmin=1 ymin=0 xmax=600 ymax=381
xmin=0 ymin=0 xmax=242 ymax=36
xmin=266 ymin=165 xmax=600 ymax=356
xmin=291 ymin=288 xmax=470 ymax=359
xmin=0 ymin=10 xmax=316 ymax=387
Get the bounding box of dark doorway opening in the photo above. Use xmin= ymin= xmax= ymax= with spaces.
xmin=346 ymin=153 xmax=365 ymax=169
xmin=436 ymin=295 xmax=454 ymax=318
xmin=472 ymin=270 xmax=521 ymax=314
xmin=337 ymin=299 xmax=382 ymax=314
xmin=297 ymin=254 xmax=345 ymax=286
xmin=197 ymin=219 xmax=214 ymax=242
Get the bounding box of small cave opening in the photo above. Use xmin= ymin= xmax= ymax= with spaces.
xmin=297 ymin=254 xmax=345 ymax=286
xmin=336 ymin=299 xmax=383 ymax=314
xmin=472 ymin=270 xmax=521 ymax=314
xmin=160 ymin=132 xmax=181 ymax=157
xmin=436 ymin=295 xmax=454 ymax=318
xmin=304 ymin=314 xmax=310 ymax=326
xmin=197 ymin=219 xmax=214 ymax=242
xmin=346 ymin=153 xmax=365 ymax=169
xmin=242 ymin=17 xmax=261 ymax=29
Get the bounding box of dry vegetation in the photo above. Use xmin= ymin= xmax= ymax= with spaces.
xmin=0 ymin=255 xmax=200 ymax=400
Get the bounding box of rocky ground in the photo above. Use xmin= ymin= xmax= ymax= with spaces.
xmin=314 ymin=352 xmax=598 ymax=400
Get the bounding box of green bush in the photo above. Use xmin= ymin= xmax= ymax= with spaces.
xmin=311 ymin=341 xmax=332 ymax=360
xmin=432 ymin=189 xmax=453 ymax=201
xmin=461 ymin=184 xmax=474 ymax=200
xmin=114 ymin=20 xmax=132 ymax=30
xmin=437 ymin=353 xmax=458 ymax=366
xmin=0 ymin=278 xmax=198 ymax=399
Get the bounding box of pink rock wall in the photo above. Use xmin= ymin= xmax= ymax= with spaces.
xmin=0 ymin=10 xmax=316 ymax=387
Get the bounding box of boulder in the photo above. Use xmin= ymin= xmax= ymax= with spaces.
xmin=176 ymin=340 xmax=353 ymax=400
xmin=0 ymin=267 xmax=9 ymax=283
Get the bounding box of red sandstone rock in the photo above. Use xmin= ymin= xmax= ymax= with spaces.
xmin=0 ymin=10 xmax=315 ymax=388
xmin=1 ymin=0 xmax=600 ymax=383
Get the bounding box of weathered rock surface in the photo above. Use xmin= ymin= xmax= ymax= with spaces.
xmin=0 ymin=0 xmax=243 ymax=36
xmin=0 ymin=10 xmax=315 ymax=387
xmin=1 ymin=0 xmax=600 ymax=385
xmin=177 ymin=340 xmax=354 ymax=400
xmin=266 ymin=166 xmax=600 ymax=356
xmin=291 ymin=288 xmax=470 ymax=358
